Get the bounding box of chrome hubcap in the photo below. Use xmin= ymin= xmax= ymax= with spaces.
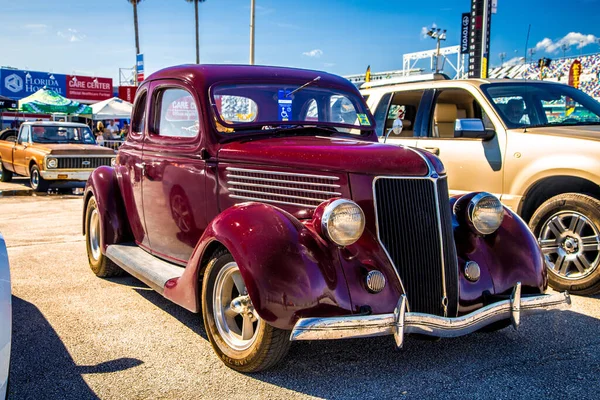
xmin=89 ymin=208 xmax=101 ymax=261
xmin=213 ymin=262 xmax=261 ymax=351
xmin=31 ymin=170 xmax=39 ymax=187
xmin=539 ymin=211 xmax=600 ymax=280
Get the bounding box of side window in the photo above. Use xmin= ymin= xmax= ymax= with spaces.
xmin=131 ymin=91 xmax=147 ymax=135
xmin=17 ymin=126 xmax=30 ymax=144
xmin=155 ymin=88 xmax=199 ymax=138
xmin=372 ymin=93 xmax=392 ymax=137
xmin=304 ymin=99 xmax=319 ymax=122
xmin=430 ymin=88 xmax=494 ymax=138
xmin=489 ymin=95 xmax=530 ymax=126
xmin=385 ymin=90 xmax=423 ymax=137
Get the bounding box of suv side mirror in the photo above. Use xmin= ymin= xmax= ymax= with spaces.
xmin=454 ymin=118 xmax=495 ymax=140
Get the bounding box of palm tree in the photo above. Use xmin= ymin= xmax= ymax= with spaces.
xmin=185 ymin=0 xmax=207 ymax=64
xmin=128 ymin=0 xmax=143 ymax=55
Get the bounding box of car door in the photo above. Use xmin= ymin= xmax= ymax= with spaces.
xmin=370 ymin=90 xmax=424 ymax=148
xmin=415 ymin=87 xmax=505 ymax=197
xmin=116 ymin=88 xmax=150 ymax=249
xmin=141 ymin=81 xmax=207 ymax=264
xmin=12 ymin=126 xmax=30 ymax=175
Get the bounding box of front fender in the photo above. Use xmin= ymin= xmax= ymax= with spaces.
xmin=451 ymin=194 xmax=547 ymax=313
xmin=83 ymin=166 xmax=132 ymax=252
xmin=163 ymin=202 xmax=353 ymax=330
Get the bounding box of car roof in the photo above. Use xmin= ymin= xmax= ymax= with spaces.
xmin=22 ymin=121 xmax=89 ymax=128
xmin=361 ymin=77 xmax=566 ymax=93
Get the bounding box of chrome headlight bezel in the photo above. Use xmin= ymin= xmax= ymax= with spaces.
xmin=321 ymin=199 xmax=366 ymax=247
xmin=110 ymin=157 xmax=117 ymax=167
xmin=467 ymin=192 xmax=504 ymax=235
xmin=46 ymin=157 xmax=58 ymax=169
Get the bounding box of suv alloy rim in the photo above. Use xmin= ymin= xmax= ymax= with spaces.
xmin=89 ymin=208 xmax=101 ymax=261
xmin=213 ymin=261 xmax=262 ymax=351
xmin=538 ymin=211 xmax=600 ymax=280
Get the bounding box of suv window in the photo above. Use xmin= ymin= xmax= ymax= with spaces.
xmin=428 ymin=88 xmax=494 ymax=138
xmin=376 ymin=90 xmax=423 ymax=138
xmin=18 ymin=125 xmax=30 ymax=144
xmin=154 ymin=88 xmax=199 ymax=138
xmin=131 ymin=91 xmax=147 ymax=135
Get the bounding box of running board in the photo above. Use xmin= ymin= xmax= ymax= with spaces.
xmin=106 ymin=243 xmax=184 ymax=294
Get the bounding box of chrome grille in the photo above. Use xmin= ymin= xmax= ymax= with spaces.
xmin=56 ymin=157 xmax=113 ymax=169
xmin=374 ymin=176 xmax=458 ymax=317
xmin=226 ymin=167 xmax=341 ymax=208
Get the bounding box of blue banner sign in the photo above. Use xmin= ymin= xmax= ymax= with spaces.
xmin=0 ymin=68 xmax=67 ymax=100
xmin=136 ymin=53 xmax=145 ymax=82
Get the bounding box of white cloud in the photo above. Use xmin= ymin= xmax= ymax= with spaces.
xmin=324 ymin=62 xmax=336 ymax=67
xmin=503 ymin=56 xmax=525 ymax=66
xmin=57 ymin=28 xmax=86 ymax=42
xmin=302 ymin=49 xmax=323 ymax=58
xmin=535 ymin=32 xmax=599 ymax=53
xmin=23 ymin=24 xmax=48 ymax=34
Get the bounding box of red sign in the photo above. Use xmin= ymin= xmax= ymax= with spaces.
xmin=66 ymin=75 xmax=113 ymax=102
xmin=118 ymin=86 xmax=138 ymax=103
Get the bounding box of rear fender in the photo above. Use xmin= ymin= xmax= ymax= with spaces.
xmin=83 ymin=166 xmax=133 ymax=252
xmin=163 ymin=202 xmax=353 ymax=330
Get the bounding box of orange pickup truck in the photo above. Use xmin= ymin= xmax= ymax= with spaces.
xmin=0 ymin=121 xmax=116 ymax=191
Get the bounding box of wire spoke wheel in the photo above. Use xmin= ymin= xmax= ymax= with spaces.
xmin=539 ymin=211 xmax=600 ymax=280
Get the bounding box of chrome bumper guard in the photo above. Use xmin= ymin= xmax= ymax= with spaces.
xmin=289 ymin=283 xmax=571 ymax=348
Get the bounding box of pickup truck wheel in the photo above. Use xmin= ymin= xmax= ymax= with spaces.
xmin=0 ymin=158 xmax=13 ymax=182
xmin=85 ymin=196 xmax=123 ymax=277
xmin=29 ymin=165 xmax=49 ymax=192
xmin=202 ymin=250 xmax=290 ymax=372
xmin=529 ymin=193 xmax=600 ymax=295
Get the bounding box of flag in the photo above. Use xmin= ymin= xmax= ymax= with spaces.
xmin=365 ymin=65 xmax=371 ymax=83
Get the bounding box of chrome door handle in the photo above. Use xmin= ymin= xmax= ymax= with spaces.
xmin=135 ymin=162 xmax=146 ymax=175
xmin=423 ymin=147 xmax=440 ymax=155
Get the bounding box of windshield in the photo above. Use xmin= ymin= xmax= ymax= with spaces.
xmin=31 ymin=125 xmax=96 ymax=144
xmin=482 ymin=82 xmax=600 ymax=129
xmin=210 ymin=82 xmax=373 ymax=135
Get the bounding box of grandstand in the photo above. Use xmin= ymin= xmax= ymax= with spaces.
xmin=489 ymin=53 xmax=600 ymax=99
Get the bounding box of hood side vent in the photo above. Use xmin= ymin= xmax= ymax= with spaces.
xmin=226 ymin=167 xmax=341 ymax=209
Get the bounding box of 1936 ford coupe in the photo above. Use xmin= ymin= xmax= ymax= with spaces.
xmin=83 ymin=65 xmax=571 ymax=372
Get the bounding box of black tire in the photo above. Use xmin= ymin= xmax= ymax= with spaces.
xmin=29 ymin=164 xmax=49 ymax=192
xmin=0 ymin=157 xmax=13 ymax=182
xmin=201 ymin=250 xmax=290 ymax=372
xmin=85 ymin=196 xmax=123 ymax=277
xmin=529 ymin=193 xmax=600 ymax=295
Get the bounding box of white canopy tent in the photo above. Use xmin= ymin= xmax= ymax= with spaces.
xmin=91 ymin=97 xmax=133 ymax=120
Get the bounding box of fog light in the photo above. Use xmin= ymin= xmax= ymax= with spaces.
xmin=464 ymin=261 xmax=481 ymax=282
xmin=366 ymin=270 xmax=386 ymax=293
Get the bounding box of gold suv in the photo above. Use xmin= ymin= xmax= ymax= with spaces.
xmin=362 ymin=77 xmax=600 ymax=294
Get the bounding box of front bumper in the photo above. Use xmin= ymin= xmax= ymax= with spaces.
xmin=40 ymin=170 xmax=92 ymax=181
xmin=290 ymin=283 xmax=571 ymax=347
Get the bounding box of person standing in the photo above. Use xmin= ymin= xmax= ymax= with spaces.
xmin=105 ymin=120 xmax=120 ymax=139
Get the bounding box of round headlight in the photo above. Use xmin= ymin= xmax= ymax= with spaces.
xmin=47 ymin=158 xmax=58 ymax=169
xmin=321 ymin=199 xmax=365 ymax=246
xmin=111 ymin=157 xmax=117 ymax=167
xmin=468 ymin=193 xmax=504 ymax=235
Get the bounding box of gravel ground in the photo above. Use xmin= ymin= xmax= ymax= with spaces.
xmin=1 ymin=195 xmax=599 ymax=400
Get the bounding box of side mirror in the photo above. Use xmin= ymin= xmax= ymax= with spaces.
xmin=454 ymin=118 xmax=495 ymax=140
xmin=384 ymin=119 xmax=403 ymax=143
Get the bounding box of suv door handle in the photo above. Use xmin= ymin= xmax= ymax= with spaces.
xmin=423 ymin=147 xmax=440 ymax=155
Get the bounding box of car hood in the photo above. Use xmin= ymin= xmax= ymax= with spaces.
xmin=218 ymin=135 xmax=430 ymax=176
xmin=517 ymin=125 xmax=600 ymax=142
xmin=32 ymin=143 xmax=115 ymax=156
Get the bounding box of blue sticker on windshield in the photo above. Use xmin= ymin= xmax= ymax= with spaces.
xmin=278 ymin=89 xmax=292 ymax=121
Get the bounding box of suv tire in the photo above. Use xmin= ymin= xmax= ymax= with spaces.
xmin=202 ymin=250 xmax=290 ymax=372
xmin=529 ymin=193 xmax=600 ymax=295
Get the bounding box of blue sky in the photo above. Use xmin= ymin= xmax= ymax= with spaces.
xmin=1 ymin=0 xmax=600 ymax=83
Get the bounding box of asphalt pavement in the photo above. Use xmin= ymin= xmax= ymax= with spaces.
xmin=1 ymin=194 xmax=599 ymax=399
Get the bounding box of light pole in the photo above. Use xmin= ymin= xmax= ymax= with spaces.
xmin=499 ymin=52 xmax=506 ymax=67
xmin=528 ymin=48 xmax=536 ymax=64
xmin=561 ymin=43 xmax=568 ymax=59
xmin=249 ymin=0 xmax=255 ymax=65
xmin=426 ymin=28 xmax=447 ymax=73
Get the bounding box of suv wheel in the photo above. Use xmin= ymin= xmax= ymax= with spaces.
xmin=202 ymin=250 xmax=290 ymax=372
xmin=529 ymin=193 xmax=600 ymax=295
xmin=29 ymin=164 xmax=49 ymax=192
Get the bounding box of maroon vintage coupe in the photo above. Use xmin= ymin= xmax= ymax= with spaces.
xmin=83 ymin=64 xmax=571 ymax=372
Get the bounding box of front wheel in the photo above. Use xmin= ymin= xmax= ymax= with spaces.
xmin=529 ymin=193 xmax=600 ymax=295
xmin=29 ymin=164 xmax=48 ymax=192
xmin=201 ymin=250 xmax=290 ymax=372
xmin=85 ymin=196 xmax=123 ymax=277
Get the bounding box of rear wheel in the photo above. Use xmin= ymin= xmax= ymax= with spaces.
xmin=29 ymin=164 xmax=48 ymax=192
xmin=529 ymin=193 xmax=600 ymax=295
xmin=202 ymin=250 xmax=290 ymax=372
xmin=85 ymin=196 xmax=123 ymax=277
xmin=0 ymin=158 xmax=12 ymax=182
